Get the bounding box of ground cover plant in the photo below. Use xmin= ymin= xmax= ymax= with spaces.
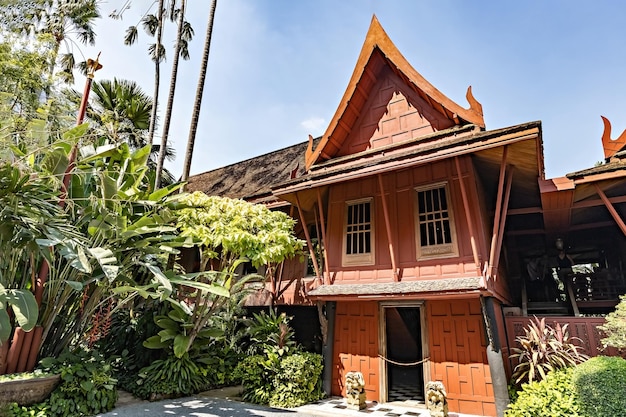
xmin=7 ymin=348 xmax=117 ymax=417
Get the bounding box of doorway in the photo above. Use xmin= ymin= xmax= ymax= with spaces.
xmin=383 ymin=305 xmax=424 ymax=402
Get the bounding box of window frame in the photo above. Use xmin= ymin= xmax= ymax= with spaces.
xmin=414 ymin=182 xmax=459 ymax=260
xmin=342 ymin=197 xmax=375 ymax=266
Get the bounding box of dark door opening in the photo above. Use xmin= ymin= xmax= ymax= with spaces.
xmin=384 ymin=306 xmax=424 ymax=402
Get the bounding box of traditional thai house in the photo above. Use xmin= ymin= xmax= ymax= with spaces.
xmin=187 ymin=16 xmax=626 ymax=417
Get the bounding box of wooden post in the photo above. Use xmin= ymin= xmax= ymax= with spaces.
xmin=316 ymin=188 xmax=331 ymax=285
xmin=454 ymin=156 xmax=481 ymax=270
xmin=295 ymin=193 xmax=321 ymax=283
xmin=377 ymin=174 xmax=399 ymax=281
xmin=488 ymin=146 xmax=508 ymax=279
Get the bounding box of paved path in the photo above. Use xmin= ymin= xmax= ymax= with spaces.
xmin=96 ymin=396 xmax=321 ymax=417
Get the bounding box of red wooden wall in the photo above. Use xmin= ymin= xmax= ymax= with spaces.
xmin=325 ymin=158 xmax=489 ymax=284
xmin=428 ymin=299 xmax=497 ymax=417
xmin=332 ymin=301 xmax=380 ymax=400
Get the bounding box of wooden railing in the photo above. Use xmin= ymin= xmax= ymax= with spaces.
xmin=504 ymin=316 xmax=623 ymax=359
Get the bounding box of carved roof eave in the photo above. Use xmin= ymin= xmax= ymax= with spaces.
xmin=304 ymin=15 xmax=485 ymax=170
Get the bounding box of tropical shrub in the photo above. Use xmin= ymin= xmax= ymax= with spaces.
xmin=509 ymin=316 xmax=588 ymax=385
xmin=8 ymin=348 xmax=117 ymax=417
xmin=131 ymin=354 xmax=209 ymax=400
xmin=505 ymin=367 xmax=581 ymax=417
xmin=270 ymin=352 xmax=323 ymax=407
xmin=572 ymin=356 xmax=626 ymax=417
xmin=599 ymin=295 xmax=626 ymax=350
xmin=234 ymin=310 xmax=324 ymax=407
xmin=245 ymin=309 xmax=297 ymax=356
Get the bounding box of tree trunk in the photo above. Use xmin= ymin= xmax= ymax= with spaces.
xmin=180 ymin=0 xmax=217 ymax=189
xmin=155 ymin=0 xmax=186 ymax=189
xmin=148 ymin=0 xmax=165 ymax=148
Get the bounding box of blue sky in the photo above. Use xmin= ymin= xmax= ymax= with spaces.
xmin=84 ymin=1 xmax=626 ymax=179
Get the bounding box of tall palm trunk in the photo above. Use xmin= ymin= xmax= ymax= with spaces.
xmin=148 ymin=0 xmax=166 ymax=147
xmin=180 ymin=0 xmax=217 ymax=189
xmin=155 ymin=0 xmax=186 ymax=189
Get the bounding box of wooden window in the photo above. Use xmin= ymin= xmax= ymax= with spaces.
xmin=415 ymin=183 xmax=458 ymax=259
xmin=343 ymin=198 xmax=375 ymax=265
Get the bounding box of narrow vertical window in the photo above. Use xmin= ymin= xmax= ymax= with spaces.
xmin=415 ymin=183 xmax=458 ymax=259
xmin=343 ymin=199 xmax=375 ymax=265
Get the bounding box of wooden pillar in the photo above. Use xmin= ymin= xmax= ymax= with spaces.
xmin=488 ymin=146 xmax=509 ymax=278
xmin=492 ymin=166 xmax=514 ymax=274
xmin=295 ymin=193 xmax=321 ymax=283
xmin=377 ymin=174 xmax=399 ymax=281
xmin=316 ymin=188 xmax=331 ymax=285
xmin=454 ymin=156 xmax=481 ymax=270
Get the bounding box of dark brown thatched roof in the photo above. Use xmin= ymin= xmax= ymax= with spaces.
xmin=186 ymin=139 xmax=318 ymax=202
xmin=566 ymin=159 xmax=626 ymax=179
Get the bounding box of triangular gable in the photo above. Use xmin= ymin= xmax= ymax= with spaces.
xmin=305 ymin=15 xmax=485 ymax=170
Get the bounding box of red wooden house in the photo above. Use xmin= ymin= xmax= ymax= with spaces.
xmin=187 ymin=16 xmax=626 ymax=417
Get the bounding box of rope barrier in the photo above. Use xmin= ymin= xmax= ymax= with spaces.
xmin=377 ymin=355 xmax=430 ymax=367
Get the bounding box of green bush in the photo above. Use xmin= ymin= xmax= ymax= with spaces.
xmin=505 ymin=367 xmax=582 ymax=417
xmin=573 ymin=356 xmax=626 ymax=417
xmin=234 ymin=354 xmax=278 ymax=405
xmin=234 ymin=351 xmax=324 ymax=408
xmin=130 ymin=354 xmax=210 ymax=400
xmin=599 ymin=295 xmax=626 ymax=349
xmin=9 ymin=348 xmax=117 ymax=417
xmin=270 ymin=352 xmax=323 ymax=407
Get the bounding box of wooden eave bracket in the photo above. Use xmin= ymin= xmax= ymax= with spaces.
xmin=601 ymin=116 xmax=626 ymax=160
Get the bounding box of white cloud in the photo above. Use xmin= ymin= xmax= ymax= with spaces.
xmin=300 ymin=117 xmax=325 ymax=134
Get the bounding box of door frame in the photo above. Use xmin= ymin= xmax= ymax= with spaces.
xmin=378 ymin=301 xmax=429 ymax=403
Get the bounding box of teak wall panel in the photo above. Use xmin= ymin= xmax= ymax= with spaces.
xmin=332 ymin=301 xmax=380 ymax=400
xmin=428 ymin=299 xmax=496 ymax=416
xmin=326 ymin=159 xmax=487 ymax=283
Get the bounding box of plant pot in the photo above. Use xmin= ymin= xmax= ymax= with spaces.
xmin=0 ymin=374 xmax=60 ymax=406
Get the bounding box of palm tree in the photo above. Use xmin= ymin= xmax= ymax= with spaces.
xmin=0 ymin=0 xmax=101 ymax=84
xmin=155 ymin=0 xmax=193 ymax=188
xmin=181 ymin=0 xmax=217 ymax=189
xmin=121 ymin=0 xmax=192 ymax=150
xmin=65 ymin=78 xmax=176 ymax=184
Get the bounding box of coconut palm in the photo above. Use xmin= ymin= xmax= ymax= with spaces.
xmin=154 ymin=0 xmax=193 ymax=188
xmin=181 ymin=0 xmax=217 ymax=188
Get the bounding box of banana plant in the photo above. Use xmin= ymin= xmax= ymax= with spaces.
xmin=0 ymin=284 xmax=38 ymax=343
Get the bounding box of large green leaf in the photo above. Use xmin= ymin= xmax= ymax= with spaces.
xmin=0 ymin=308 xmax=11 ymax=343
xmin=143 ymin=335 xmax=169 ymax=350
xmin=4 ymin=289 xmax=38 ymax=332
xmin=88 ymin=247 xmax=120 ymax=282
xmin=173 ymin=334 xmax=190 ymax=358
xmin=168 ymin=277 xmax=230 ymax=298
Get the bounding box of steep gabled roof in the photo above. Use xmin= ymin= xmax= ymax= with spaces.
xmin=304 ymin=15 xmax=485 ymax=170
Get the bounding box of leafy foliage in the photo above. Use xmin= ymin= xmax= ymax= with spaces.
xmin=131 ymin=354 xmax=209 ymax=400
xmin=509 ymin=316 xmax=588 ymax=385
xmin=176 ymin=192 xmax=304 ymax=272
xmin=599 ymin=294 xmax=626 ymax=350
xmin=9 ymin=348 xmax=117 ymax=417
xmin=505 ymin=367 xmax=582 ymax=417
xmin=245 ymin=309 xmax=297 ymax=356
xmin=234 ymin=310 xmax=324 ymax=408
xmin=572 ymin=356 xmax=626 ymax=417
xmin=270 ymin=352 xmax=323 ymax=407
